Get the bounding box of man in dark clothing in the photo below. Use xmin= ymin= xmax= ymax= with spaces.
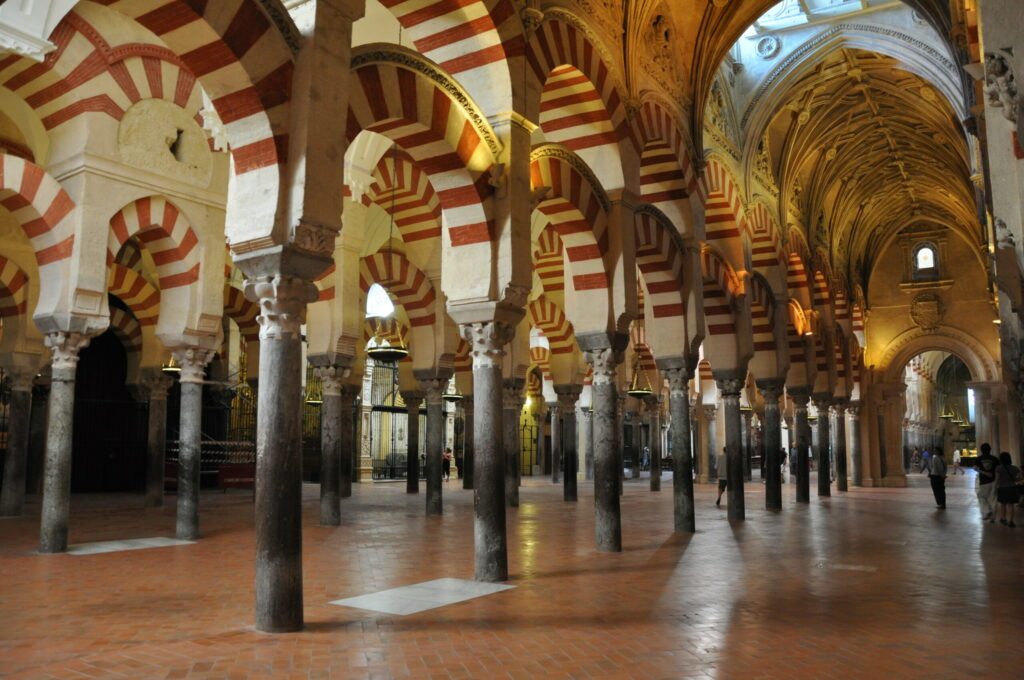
xmin=975 ymin=443 xmax=998 ymax=522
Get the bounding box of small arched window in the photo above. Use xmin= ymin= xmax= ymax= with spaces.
xmin=912 ymin=243 xmax=938 ymax=280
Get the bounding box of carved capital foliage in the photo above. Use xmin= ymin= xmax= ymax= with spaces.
xmin=140 ymin=373 xmax=175 ymax=400
xmin=715 ymin=378 xmax=744 ymax=398
xmin=292 ymin=220 xmax=336 ymax=257
xmin=316 ymin=365 xmax=351 ymax=396
xmin=419 ymin=378 xmax=447 ymax=403
xmin=44 ymin=332 xmax=90 ymax=375
xmin=583 ymin=347 xmax=622 ymax=385
xmin=173 ymin=347 xmax=215 ymax=384
xmin=247 ymin=275 xmax=318 ymax=341
xmin=459 ymin=321 xmax=516 ymax=369
xmin=663 ymin=366 xmax=693 ymax=395
xmin=985 ymin=52 xmax=1020 ymax=129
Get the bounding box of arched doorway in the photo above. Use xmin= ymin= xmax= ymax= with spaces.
xmin=900 ymin=351 xmax=976 ymax=474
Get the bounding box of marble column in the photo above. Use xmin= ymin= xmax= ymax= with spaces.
xmin=630 ymin=410 xmax=641 ymax=479
xmin=813 ymin=395 xmax=832 ymax=498
xmin=0 ymin=366 xmax=35 ymax=517
xmin=39 ymin=333 xmax=90 ymax=553
xmin=833 ymin=401 xmax=848 ymax=492
xmin=248 ymin=274 xmax=318 ymax=633
xmin=790 ymin=389 xmax=811 ymax=503
xmin=339 ymin=385 xmax=359 ymax=498
xmin=402 ymin=392 xmax=423 ymax=494
xmin=581 ymin=407 xmax=594 ymax=481
xmin=847 ymin=403 xmax=863 ymax=487
xmin=461 ymin=321 xmax=514 ymax=581
xmin=503 ymin=379 xmax=523 ymax=507
xmin=27 ymin=380 xmax=49 ymax=495
xmin=616 ymin=394 xmax=626 ymax=495
xmin=585 ymin=346 xmax=622 ymax=552
xmin=316 ymin=367 xmax=347 ymax=525
xmin=716 ymin=375 xmax=746 ymax=522
xmin=646 ymin=395 xmax=662 ymax=492
xmin=700 ymin=404 xmax=717 ymax=483
xmin=534 ymin=410 xmax=544 ymax=478
xmin=664 ymin=365 xmax=695 ymax=532
xmin=142 ymin=372 xmax=173 ymax=509
xmin=549 ymin=400 xmax=561 ymax=484
xmin=462 ymin=396 xmax=474 ymax=490
xmin=418 ymin=374 xmax=448 ymax=516
xmin=556 ymin=386 xmax=581 ymax=501
xmin=757 ymin=380 xmax=784 ymax=511
xmin=175 ymin=347 xmax=213 ymax=541
xmin=742 ymin=409 xmax=753 ymax=481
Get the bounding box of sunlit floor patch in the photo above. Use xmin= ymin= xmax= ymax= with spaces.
xmin=331 ymin=578 xmax=515 ymax=616
xmin=66 ymin=537 xmax=193 ymax=555
xmin=816 ymin=562 xmax=878 ymax=572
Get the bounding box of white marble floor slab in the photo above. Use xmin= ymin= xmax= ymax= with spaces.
xmin=331 ymin=578 xmax=515 ymax=616
xmin=66 ymin=537 xmax=194 ymax=555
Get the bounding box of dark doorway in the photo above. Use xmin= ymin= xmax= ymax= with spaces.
xmin=72 ymin=330 xmax=148 ymax=492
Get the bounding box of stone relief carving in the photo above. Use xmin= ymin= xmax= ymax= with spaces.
xmin=637 ymin=8 xmax=684 ymax=102
xmin=292 ymin=221 xmax=335 ymax=257
xmin=909 ymin=292 xmax=944 ymax=331
xmin=756 ymin=36 xmax=781 ymax=60
xmin=984 ymin=52 xmax=1021 ymax=130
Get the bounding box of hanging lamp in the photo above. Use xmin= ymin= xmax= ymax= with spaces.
xmin=161 ymin=356 xmax=181 ymax=375
xmin=442 ymin=378 xmax=464 ymax=403
xmin=626 ymin=355 xmax=654 ymax=398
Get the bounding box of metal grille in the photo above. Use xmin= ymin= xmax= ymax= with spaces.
xmin=0 ymin=369 xmax=10 ymax=479
xmin=369 ymin=362 xmax=424 ymax=480
xmin=520 ymin=417 xmax=537 ymax=475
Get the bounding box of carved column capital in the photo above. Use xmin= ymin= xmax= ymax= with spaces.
xmin=401 ymin=391 xmax=424 ymax=411
xmin=756 ymin=379 xmax=785 ymax=403
xmin=555 ymin=384 xmax=582 ymax=411
xmin=44 ymin=332 xmax=90 ymax=377
xmin=583 ymin=347 xmax=622 ymax=385
xmin=663 ymin=366 xmax=693 ymax=394
xmin=703 ymin=404 xmax=718 ymax=420
xmin=315 ymin=365 xmax=351 ymax=396
xmin=419 ymin=378 xmax=447 ymax=405
xmin=502 ymin=379 xmax=524 ymax=410
xmin=459 ymin=321 xmax=516 ymax=369
xmin=845 ymin=402 xmax=861 ymax=418
xmin=5 ymin=366 xmax=37 ymax=392
xmin=246 ymin=275 xmax=319 ymax=341
xmin=172 ymin=347 xmax=215 ymax=384
xmin=140 ymin=373 xmax=174 ymax=400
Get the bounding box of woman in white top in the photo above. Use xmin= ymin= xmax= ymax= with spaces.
xmin=952 ymin=448 xmax=962 ymax=475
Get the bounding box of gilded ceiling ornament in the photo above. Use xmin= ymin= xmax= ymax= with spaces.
xmin=910 ymin=292 xmax=945 ymax=332
xmin=756 ymin=36 xmax=781 ymax=60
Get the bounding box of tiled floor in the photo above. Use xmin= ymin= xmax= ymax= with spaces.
xmin=0 ymin=472 xmax=1021 ymax=679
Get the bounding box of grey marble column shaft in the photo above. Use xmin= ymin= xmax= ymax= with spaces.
xmin=27 ymin=382 xmax=49 ymax=495
xmin=176 ymin=348 xmax=212 ymax=541
xmin=339 ymin=385 xmax=358 ymax=498
xmin=586 ymin=347 xmax=621 ymax=552
xmin=701 ymin=405 xmax=717 ymax=482
xmin=402 ymin=392 xmax=423 ymax=494
xmin=813 ymin=395 xmax=832 ymax=497
xmin=462 ymin=396 xmax=474 ymax=490
xmin=742 ymin=410 xmax=753 ymax=481
xmin=716 ymin=375 xmax=745 ymax=522
xmin=556 ymin=386 xmax=581 ymax=501
xmin=317 ymin=368 xmax=347 ymax=525
xmin=791 ymin=390 xmax=811 ymax=503
xmin=420 ymin=378 xmax=446 ymax=516
xmin=461 ymin=321 xmax=513 ymax=581
xmin=143 ymin=374 xmax=173 ymax=508
xmin=39 ymin=333 xmax=89 ymax=553
xmin=757 ymin=380 xmax=784 ymax=511
xmin=581 ymin=407 xmax=594 ymax=480
xmin=664 ymin=366 xmax=695 ymax=532
xmin=549 ymin=401 xmax=561 ymax=484
xmin=833 ymin=402 xmax=848 ymax=492
xmin=647 ymin=396 xmax=662 ymax=492
xmin=503 ymin=380 xmax=522 ymax=507
xmin=847 ymin=403 xmax=862 ymax=486
xmin=1 ymin=370 xmax=34 ymax=517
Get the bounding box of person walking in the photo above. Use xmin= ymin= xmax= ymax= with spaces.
xmin=952 ymin=448 xmax=962 ymax=475
xmin=994 ymin=452 xmax=1022 ymax=528
xmin=780 ymin=448 xmax=788 ymax=484
xmin=442 ymin=447 xmax=453 ymax=482
xmin=929 ymin=447 xmax=947 ymax=509
xmin=976 ymin=443 xmax=998 ymax=522
xmin=920 ymin=448 xmax=931 ymax=475
xmin=715 ymin=446 xmax=728 ymax=507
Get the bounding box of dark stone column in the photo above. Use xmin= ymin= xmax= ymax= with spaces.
xmin=701 ymin=404 xmax=717 ymax=483
xmin=847 ymin=403 xmax=862 ymax=486
xmin=175 ymin=348 xmax=213 ymax=541
xmin=39 ymin=332 xmax=90 ymax=553
xmin=549 ymin=400 xmax=561 ymax=484
xmin=339 ymin=385 xmax=359 ymax=498
xmin=790 ymin=389 xmax=811 ymax=503
xmin=584 ymin=346 xmax=622 ymax=552
xmin=401 ymin=391 xmax=423 ymax=494
xmin=503 ymin=379 xmax=523 ymax=507
xmin=417 ymin=373 xmax=450 ymax=516
xmin=141 ymin=372 xmax=173 ymax=509
xmin=27 ymin=380 xmax=49 ymax=496
xmin=616 ymin=395 xmax=626 ymax=495
xmin=833 ymin=401 xmax=848 ymax=492
xmin=813 ymin=395 xmax=832 ymax=498
xmin=662 ymin=364 xmax=695 ymax=532
xmin=581 ymin=407 xmax=594 ymax=480
xmin=630 ymin=409 xmax=641 ymax=479
xmin=742 ymin=409 xmax=753 ymax=481
xmin=534 ymin=408 xmax=544 ymax=478
xmin=462 ymin=396 xmax=474 ymax=490
xmin=715 ymin=374 xmax=746 ymax=522
xmin=316 ymin=367 xmax=347 ymax=525
xmin=556 ymin=385 xmax=581 ymax=501
xmin=0 ymin=366 xmax=35 ymax=517
xmin=757 ymin=380 xmax=784 ymax=511
xmin=460 ymin=321 xmax=515 ymax=581
xmin=247 ymin=274 xmax=318 ymax=633
xmin=646 ymin=395 xmax=662 ymax=492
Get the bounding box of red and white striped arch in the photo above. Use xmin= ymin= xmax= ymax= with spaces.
xmin=107 ymin=196 xmax=200 ymax=290
xmin=530 ymin=150 xmax=609 ymax=294
xmin=347 ymin=55 xmax=495 ymax=254
xmin=697 ymin=156 xmax=747 ymax=270
xmin=107 ymin=263 xmax=160 ymax=327
xmin=833 ymin=328 xmax=849 ymax=398
xmin=785 ymin=300 xmax=814 ymax=389
xmin=634 ymin=209 xmax=686 ymax=320
xmin=636 ymin=100 xmax=696 ymax=225
xmin=786 ymin=251 xmax=812 ymax=311
xmin=454 ymin=337 xmax=471 ymax=375
xmin=359 ymin=251 xmax=437 ymax=328
xmin=747 ymin=272 xmax=781 ymax=378
xmin=527 ymin=295 xmax=574 ymax=355
xmin=224 ymin=284 xmax=259 ymax=343
xmin=629 ymin=322 xmax=657 ymax=374
xmin=529 ymin=345 xmax=552 ymax=381
xmin=700 ymin=246 xmax=739 ymax=339
xmin=365 ymin=152 xmax=442 ymax=246
xmin=851 ymin=301 xmax=865 ymax=345
xmin=745 ymin=201 xmax=786 ymax=287
xmin=376 ymin=0 xmax=520 ymax=115
xmin=0 ymin=155 xmax=76 ymax=266
xmin=108 ymin=306 xmax=142 ymax=356
xmin=534 ymin=226 xmax=565 ymax=294
xmin=811 ymin=270 xmax=833 ymax=323
xmin=0 ymin=255 xmax=29 ymax=320
xmin=0 ymin=10 xmax=202 ymax=131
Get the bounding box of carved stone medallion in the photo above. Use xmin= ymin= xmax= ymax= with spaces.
xmin=910 ymin=292 xmax=944 ymax=331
